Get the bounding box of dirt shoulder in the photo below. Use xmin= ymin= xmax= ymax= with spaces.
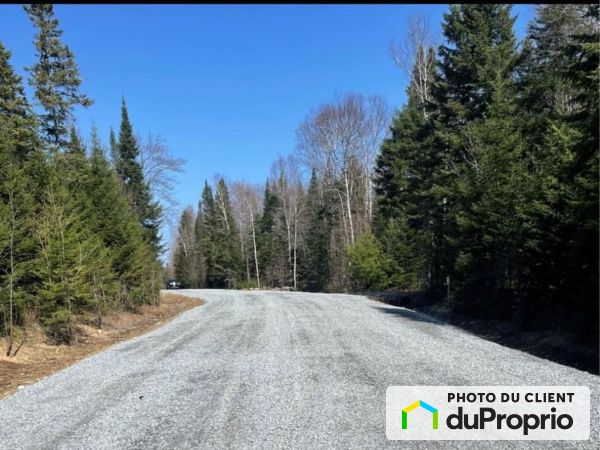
xmin=0 ymin=292 xmax=203 ymax=399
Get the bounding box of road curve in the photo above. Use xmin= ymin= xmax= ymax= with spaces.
xmin=0 ymin=289 xmax=598 ymax=449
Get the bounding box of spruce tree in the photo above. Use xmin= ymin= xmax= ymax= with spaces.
xmin=109 ymin=127 xmax=118 ymax=167
xmin=24 ymin=4 xmax=92 ymax=149
xmin=429 ymin=4 xmax=518 ymax=299
xmin=257 ymin=181 xmax=286 ymax=287
xmin=173 ymin=207 xmax=199 ymax=288
xmin=212 ymin=179 xmax=242 ymax=288
xmin=85 ymin=126 xmax=154 ymax=309
xmin=116 ymin=98 xmax=162 ymax=255
xmin=374 ymin=44 xmax=436 ymax=291
xmin=434 ymin=5 xmax=517 ymax=123
xmin=300 ymin=169 xmax=331 ymax=292
xmin=0 ymin=41 xmax=39 ymax=353
xmin=348 ymin=232 xmax=388 ymax=290
xmin=516 ymin=4 xmax=599 ymax=333
xmin=33 ymin=170 xmax=106 ymax=343
xmin=193 ymin=198 xmax=207 ymax=288
xmin=197 ymin=181 xmax=216 ymax=287
xmin=67 ymin=124 xmax=85 ymax=155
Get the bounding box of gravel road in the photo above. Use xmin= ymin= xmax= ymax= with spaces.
xmin=0 ymin=289 xmax=598 ymax=449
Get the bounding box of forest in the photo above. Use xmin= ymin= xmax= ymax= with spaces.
xmin=0 ymin=5 xmax=181 ymax=351
xmin=171 ymin=4 xmax=599 ymax=341
xmin=0 ymin=4 xmax=598 ymax=356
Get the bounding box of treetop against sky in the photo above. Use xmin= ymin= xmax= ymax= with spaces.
xmin=0 ymin=4 xmax=535 ymax=220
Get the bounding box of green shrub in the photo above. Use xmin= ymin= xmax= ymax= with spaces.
xmin=348 ymin=232 xmax=389 ymax=291
xmin=238 ymin=279 xmax=260 ymax=290
xmin=43 ymin=309 xmax=75 ymax=344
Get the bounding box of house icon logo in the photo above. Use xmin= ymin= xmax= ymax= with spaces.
xmin=402 ymin=400 xmax=438 ymax=430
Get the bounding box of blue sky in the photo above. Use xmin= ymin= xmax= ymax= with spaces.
xmin=1 ymin=4 xmax=536 ymax=248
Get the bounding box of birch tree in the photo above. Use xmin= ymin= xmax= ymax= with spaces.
xmin=296 ymin=93 xmax=388 ymax=245
xmin=231 ymin=181 xmax=263 ymax=288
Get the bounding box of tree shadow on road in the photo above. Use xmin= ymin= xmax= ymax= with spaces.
xmin=371 ymin=305 xmax=442 ymax=325
xmin=369 ymin=295 xmax=599 ymax=375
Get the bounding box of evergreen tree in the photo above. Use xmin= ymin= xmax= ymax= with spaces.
xmin=193 ymin=198 xmax=207 ymax=288
xmin=116 ymin=98 xmax=162 ymax=255
xmin=0 ymin=42 xmax=38 ymax=162
xmin=257 ymin=181 xmax=286 ymax=287
xmin=173 ymin=207 xmax=198 ymax=288
xmin=85 ymin=126 xmax=155 ymax=310
xmin=212 ymin=179 xmax=242 ymax=288
xmin=520 ymin=4 xmax=591 ymax=118
xmin=300 ymin=169 xmax=330 ymax=292
xmin=434 ymin=5 xmax=517 ymax=123
xmin=109 ymin=127 xmax=118 ymax=167
xmin=33 ymin=171 xmax=105 ymax=343
xmin=24 ymin=4 xmax=92 ymax=149
xmin=429 ymin=4 xmax=519 ymax=297
xmin=515 ymin=4 xmax=599 ymax=333
xmin=374 ymin=48 xmax=435 ymax=290
xmin=197 ymin=181 xmax=216 ymax=287
xmin=0 ymin=40 xmax=39 ymax=354
xmin=67 ymin=124 xmax=85 ymax=155
xmin=348 ymin=232 xmax=388 ymax=291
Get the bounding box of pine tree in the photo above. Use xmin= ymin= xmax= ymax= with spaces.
xmin=257 ymin=181 xmax=286 ymax=287
xmin=173 ymin=207 xmax=199 ymax=288
xmin=434 ymin=5 xmax=517 ymax=123
xmin=33 ymin=170 xmax=105 ymax=343
xmin=85 ymin=126 xmax=154 ymax=310
xmin=0 ymin=41 xmax=38 ymax=162
xmin=116 ymin=98 xmax=162 ymax=255
xmin=374 ymin=44 xmax=436 ymax=291
xmin=0 ymin=40 xmax=39 ymax=354
xmin=193 ymin=198 xmax=207 ymax=288
xmin=212 ymin=179 xmax=242 ymax=288
xmin=348 ymin=232 xmax=388 ymax=291
xmin=429 ymin=4 xmax=519 ymax=299
xmin=300 ymin=169 xmax=331 ymax=292
xmin=515 ymin=4 xmax=599 ymax=334
xmin=67 ymin=124 xmax=85 ymax=155
xmin=24 ymin=4 xmax=92 ymax=150
xmin=0 ymin=160 xmax=36 ymax=355
xmin=521 ymin=4 xmax=591 ymax=118
xmin=109 ymin=127 xmax=118 ymax=167
xmin=197 ymin=181 xmax=216 ymax=287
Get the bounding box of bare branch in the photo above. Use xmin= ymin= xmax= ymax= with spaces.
xmin=138 ymin=133 xmax=186 ymax=227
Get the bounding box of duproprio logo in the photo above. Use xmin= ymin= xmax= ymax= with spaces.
xmin=387 ymin=386 xmax=590 ymax=441
xmin=402 ymin=400 xmax=438 ymax=429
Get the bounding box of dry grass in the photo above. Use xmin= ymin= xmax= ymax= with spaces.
xmin=0 ymin=292 xmax=203 ymax=399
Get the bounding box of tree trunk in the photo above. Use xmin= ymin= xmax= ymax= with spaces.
xmin=293 ymin=217 xmax=298 ymax=289
xmin=344 ymin=173 xmax=355 ymax=245
xmin=6 ymin=187 xmax=15 ymax=357
xmin=250 ymin=211 xmax=260 ymax=289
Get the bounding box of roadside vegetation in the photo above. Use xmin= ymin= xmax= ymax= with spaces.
xmin=0 ymin=291 xmax=203 ymax=399
xmin=0 ymin=5 xmax=183 ymax=353
xmin=0 ymin=4 xmax=597 ymax=368
xmin=171 ymin=5 xmax=598 ymax=346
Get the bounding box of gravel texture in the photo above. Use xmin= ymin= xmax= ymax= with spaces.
xmin=0 ymin=289 xmax=598 ymax=449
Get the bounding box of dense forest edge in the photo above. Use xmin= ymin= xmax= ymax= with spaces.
xmin=0 ymin=4 xmax=179 ymax=351
xmin=170 ymin=4 xmax=599 ymax=370
xmin=0 ymin=5 xmax=598 ymax=373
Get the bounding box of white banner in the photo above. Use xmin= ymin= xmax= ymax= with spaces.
xmin=386 ymin=386 xmax=590 ymax=440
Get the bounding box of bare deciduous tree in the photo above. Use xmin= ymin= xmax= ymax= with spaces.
xmin=390 ymin=14 xmax=437 ymax=116
xmin=138 ymin=133 xmax=186 ymax=226
xmin=296 ymin=93 xmax=389 ymax=245
xmin=270 ymin=155 xmax=307 ymax=288
xmin=230 ymin=181 xmax=263 ymax=288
